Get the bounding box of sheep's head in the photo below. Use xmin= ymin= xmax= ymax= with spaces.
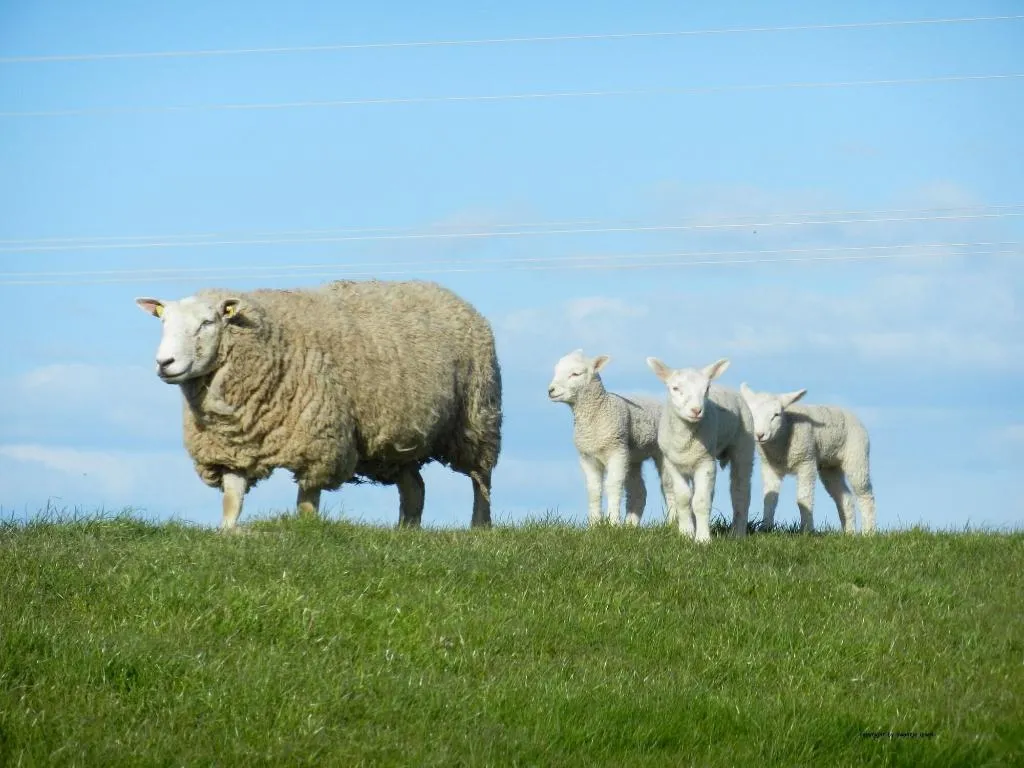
xmin=739 ymin=383 xmax=807 ymax=443
xmin=135 ymin=294 xmax=242 ymax=384
xmin=547 ymin=349 xmax=609 ymax=405
xmin=647 ymin=357 xmax=730 ymax=424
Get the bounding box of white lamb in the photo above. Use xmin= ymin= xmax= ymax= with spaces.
xmin=739 ymin=383 xmax=876 ymax=534
xmin=548 ymin=349 xmax=675 ymax=526
xmin=646 ymin=357 xmax=755 ymax=543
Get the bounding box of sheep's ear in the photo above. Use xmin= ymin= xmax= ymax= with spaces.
xmin=219 ymin=298 xmax=242 ymax=321
xmin=646 ymin=357 xmax=672 ymax=382
xmin=739 ymin=382 xmax=753 ymax=398
xmin=702 ymin=358 xmax=730 ymax=380
xmin=780 ymin=389 xmax=807 ymax=409
xmin=136 ymin=297 xmax=164 ymax=318
xmin=592 ymin=354 xmax=611 ymax=373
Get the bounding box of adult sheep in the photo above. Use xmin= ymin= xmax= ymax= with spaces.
xmin=134 ymin=279 xmax=502 ymax=531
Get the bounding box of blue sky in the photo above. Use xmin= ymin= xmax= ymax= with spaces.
xmin=0 ymin=0 xmax=1021 ymax=531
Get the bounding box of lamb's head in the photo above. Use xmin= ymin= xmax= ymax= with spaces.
xmin=647 ymin=357 xmax=730 ymax=424
xmin=547 ymin=349 xmax=609 ymax=405
xmin=739 ymin=383 xmax=807 ymax=443
xmin=135 ymin=294 xmax=242 ymax=384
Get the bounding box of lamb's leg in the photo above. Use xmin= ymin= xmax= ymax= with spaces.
xmin=296 ymin=487 xmax=321 ymax=519
xmin=655 ymin=456 xmax=677 ymax=527
xmin=665 ymin=463 xmax=695 ymax=539
xmin=819 ymin=468 xmax=855 ymax=534
xmin=654 ymin=455 xmax=676 ymax=526
xmin=602 ymin=450 xmax=629 ymax=526
xmin=469 ymin=467 xmax=492 ymax=528
xmin=220 ymin=472 xmax=248 ymax=532
xmin=624 ymin=462 xmax=647 ymax=526
xmin=728 ymin=449 xmax=753 ymax=539
xmin=795 ymin=465 xmax=817 ymax=534
xmin=846 ymin=465 xmax=876 ymax=535
xmin=579 ymin=455 xmax=605 ymax=526
xmin=761 ymin=463 xmax=783 ymax=532
xmin=397 ymin=466 xmax=426 ymax=528
xmin=691 ymin=460 xmax=717 ymax=544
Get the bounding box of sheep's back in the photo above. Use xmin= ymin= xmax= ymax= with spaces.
xmin=316 ymin=280 xmax=498 ymax=458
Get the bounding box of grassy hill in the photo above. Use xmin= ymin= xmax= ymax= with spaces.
xmin=1 ymin=514 xmax=1021 ymax=766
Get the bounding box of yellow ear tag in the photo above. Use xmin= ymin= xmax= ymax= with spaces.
xmin=224 ymin=304 xmax=237 ymax=318
xmin=154 ymin=304 xmax=163 ymax=318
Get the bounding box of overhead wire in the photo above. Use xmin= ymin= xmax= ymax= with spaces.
xmin=3 ymin=203 xmax=1023 ymax=249
xmin=3 ymin=73 xmax=1023 ymax=118
xmin=1 ymin=242 xmax=1017 ymax=286
xmin=2 ymin=207 xmax=1023 ymax=254
xmin=2 ymin=14 xmax=1021 ymax=63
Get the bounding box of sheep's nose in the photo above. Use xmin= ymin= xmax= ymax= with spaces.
xmin=157 ymin=356 xmax=176 ymax=374
xmin=690 ymin=407 xmax=702 ymax=417
xmin=547 ymin=385 xmax=556 ymax=396
xmin=756 ymin=431 xmax=765 ymax=441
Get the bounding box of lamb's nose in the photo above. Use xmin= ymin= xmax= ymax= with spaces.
xmin=756 ymin=431 xmax=765 ymax=440
xmin=157 ymin=356 xmax=176 ymax=373
xmin=547 ymin=386 xmax=556 ymax=396
xmin=690 ymin=407 xmax=701 ymax=417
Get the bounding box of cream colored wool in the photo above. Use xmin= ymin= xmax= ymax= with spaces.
xmin=136 ymin=279 xmax=502 ymax=529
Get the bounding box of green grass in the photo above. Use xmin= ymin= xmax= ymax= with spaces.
xmin=1 ymin=512 xmax=1021 ymax=767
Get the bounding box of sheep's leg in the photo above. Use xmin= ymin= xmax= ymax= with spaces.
xmin=665 ymin=463 xmax=695 ymax=539
xmin=602 ymin=450 xmax=629 ymax=526
xmin=397 ymin=466 xmax=426 ymax=528
xmin=579 ymin=455 xmax=605 ymax=525
xmin=761 ymin=463 xmax=783 ymax=531
xmin=655 ymin=456 xmax=678 ymax=526
xmin=795 ymin=465 xmax=817 ymax=534
xmin=728 ymin=450 xmax=753 ymax=539
xmin=220 ymin=472 xmax=248 ymax=531
xmin=819 ymin=468 xmax=855 ymax=534
xmin=846 ymin=465 xmax=876 ymax=535
xmin=296 ymin=487 xmax=321 ymax=519
xmin=624 ymin=462 xmax=647 ymax=526
xmin=469 ymin=467 xmax=492 ymax=528
xmin=691 ymin=460 xmax=717 ymax=544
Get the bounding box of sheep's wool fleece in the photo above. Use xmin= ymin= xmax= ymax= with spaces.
xmin=180 ymin=280 xmax=502 ymax=492
xmin=758 ymin=404 xmax=867 ymax=471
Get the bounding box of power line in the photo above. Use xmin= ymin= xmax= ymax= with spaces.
xmin=1 ymin=242 xmax=1016 ymax=285
xmin=2 ymin=209 xmax=1021 ymax=255
xmin=3 ymin=73 xmax=1021 ymax=118
xmin=3 ymin=203 xmax=1021 ymax=248
xmin=2 ymin=14 xmax=1021 ymax=64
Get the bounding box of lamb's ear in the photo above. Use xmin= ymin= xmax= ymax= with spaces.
xmin=739 ymin=382 xmax=753 ymax=399
xmin=592 ymin=354 xmax=611 ymax=373
xmin=780 ymin=388 xmax=807 ymax=409
xmin=135 ymin=297 xmax=164 ymax=318
xmin=219 ymin=298 xmax=242 ymax=321
xmin=646 ymin=357 xmax=671 ymax=382
xmin=702 ymin=358 xmax=730 ymax=380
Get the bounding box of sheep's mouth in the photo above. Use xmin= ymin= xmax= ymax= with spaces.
xmin=158 ymin=364 xmax=194 ymax=383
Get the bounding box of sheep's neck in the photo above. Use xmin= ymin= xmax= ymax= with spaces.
xmin=180 ymin=374 xmax=218 ymax=418
xmin=570 ymin=380 xmax=610 ymax=426
xmin=760 ymin=415 xmax=794 ymax=460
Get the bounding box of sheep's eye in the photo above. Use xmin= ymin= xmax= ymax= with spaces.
xmin=569 ymin=372 xmax=580 ymax=378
